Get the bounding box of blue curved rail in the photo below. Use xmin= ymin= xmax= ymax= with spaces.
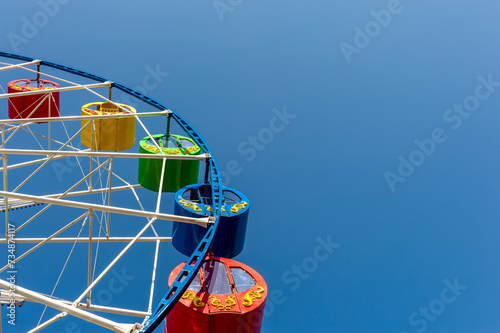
xmin=0 ymin=52 xmax=223 ymax=332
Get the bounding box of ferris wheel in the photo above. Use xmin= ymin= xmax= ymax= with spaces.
xmin=0 ymin=52 xmax=225 ymax=333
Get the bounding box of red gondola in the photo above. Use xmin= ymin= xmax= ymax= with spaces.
xmin=166 ymin=255 xmax=267 ymax=333
xmin=7 ymin=79 xmax=60 ymax=120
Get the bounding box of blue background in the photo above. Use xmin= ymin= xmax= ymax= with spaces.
xmin=1 ymin=0 xmax=500 ymax=332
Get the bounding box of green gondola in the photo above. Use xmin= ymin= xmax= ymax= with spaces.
xmin=138 ymin=133 xmax=201 ymax=192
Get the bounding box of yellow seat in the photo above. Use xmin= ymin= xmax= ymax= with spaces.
xmin=81 ymin=102 xmax=136 ymax=151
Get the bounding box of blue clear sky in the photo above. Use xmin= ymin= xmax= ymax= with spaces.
xmin=2 ymin=1 xmax=500 ymax=332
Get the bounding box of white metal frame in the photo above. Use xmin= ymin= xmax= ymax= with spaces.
xmin=0 ymin=58 xmax=206 ymax=332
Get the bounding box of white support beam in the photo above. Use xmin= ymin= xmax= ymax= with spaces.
xmin=87 ymin=210 xmax=93 ymax=306
xmin=0 ymin=110 xmax=170 ymax=124
xmin=0 ymin=291 xmax=24 ymax=304
xmin=148 ymin=240 xmax=161 ymax=313
xmin=0 ymin=279 xmax=138 ymax=333
xmin=0 ymin=184 xmax=142 ymax=211
xmin=0 ymin=148 xmax=209 ymax=161
xmin=0 ymin=191 xmax=211 ymax=227
xmin=0 ymin=123 xmax=34 ymax=135
xmin=28 ymin=313 xmax=66 ymax=333
xmin=0 ymin=154 xmax=68 ymax=172
xmin=0 ymin=60 xmax=40 ymax=72
xmin=0 ymin=81 xmax=112 ymax=99
xmin=1 ymin=289 xmax=148 ymax=317
xmin=63 ymin=302 xmax=149 ymax=317
xmin=0 ymin=237 xmax=172 ymax=244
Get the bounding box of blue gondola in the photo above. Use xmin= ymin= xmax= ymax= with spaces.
xmin=172 ymin=184 xmax=249 ymax=258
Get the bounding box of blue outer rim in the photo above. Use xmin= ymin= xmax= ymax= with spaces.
xmin=0 ymin=51 xmax=223 ymax=333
